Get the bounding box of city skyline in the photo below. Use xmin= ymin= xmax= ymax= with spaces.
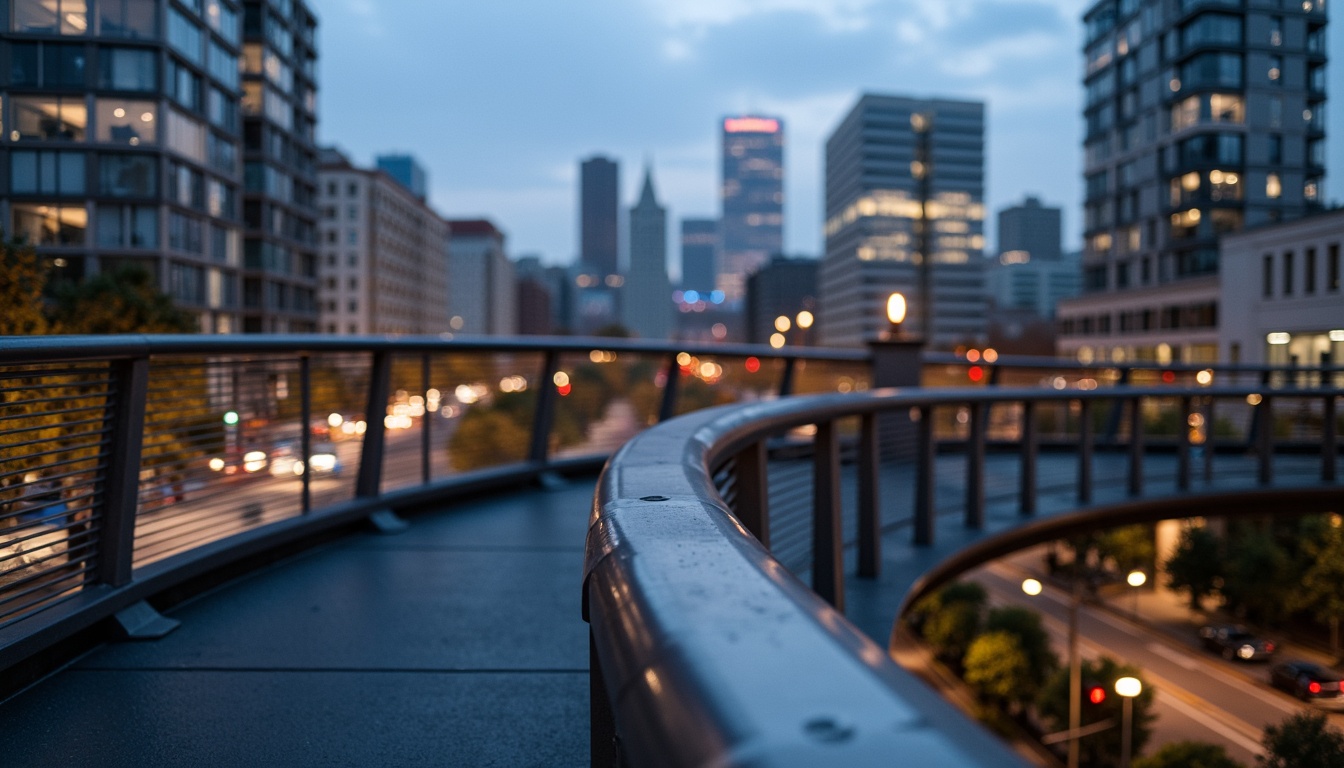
xmin=313 ymin=0 xmax=1336 ymax=269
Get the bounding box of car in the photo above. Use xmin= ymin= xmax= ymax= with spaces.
xmin=1200 ymin=623 xmax=1276 ymax=661
xmin=1270 ymin=660 xmax=1344 ymax=704
xmin=269 ymin=442 xmax=342 ymax=478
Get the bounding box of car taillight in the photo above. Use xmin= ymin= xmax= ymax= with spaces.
xmin=1265 ymin=642 xmax=1275 ymax=652
xmin=1311 ymin=682 xmax=1322 ymax=694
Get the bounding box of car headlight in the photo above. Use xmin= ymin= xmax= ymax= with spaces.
xmin=309 ymin=454 xmax=337 ymax=472
xmin=1239 ymin=645 xmax=1255 ymax=659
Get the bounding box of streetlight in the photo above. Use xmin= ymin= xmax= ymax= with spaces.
xmin=886 ymin=292 xmax=907 ymax=340
xmin=1024 ymin=575 xmax=1083 ymax=768
xmin=1115 ymin=676 xmax=1143 ymax=768
xmin=1126 ymin=569 xmax=1146 ymax=619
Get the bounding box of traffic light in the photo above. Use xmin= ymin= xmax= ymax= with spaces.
xmin=1085 ymin=683 xmax=1107 ymax=705
xmin=223 ymin=410 xmax=239 ymax=426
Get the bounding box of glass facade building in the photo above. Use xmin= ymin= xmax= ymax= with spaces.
xmin=1059 ymin=0 xmax=1326 ymax=363
xmin=719 ymin=115 xmax=783 ymax=302
xmin=579 ymin=155 xmax=618 ymax=278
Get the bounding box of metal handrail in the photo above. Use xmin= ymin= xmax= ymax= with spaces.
xmin=585 ymin=383 xmax=1344 ymax=766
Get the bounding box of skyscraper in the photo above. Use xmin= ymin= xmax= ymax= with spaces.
xmin=375 ymin=154 xmax=427 ymax=201
xmin=986 ymin=197 xmax=1079 ymax=318
xmin=240 ymin=0 xmax=319 ymax=333
xmin=818 ymin=95 xmax=987 ymax=348
xmin=622 ymin=166 xmax=672 ymax=340
xmin=720 ymin=116 xmax=784 ymax=301
xmin=1058 ymin=0 xmax=1327 ymax=363
xmin=446 ymin=219 xmax=516 ymax=336
xmin=580 ymin=155 xmax=619 ymax=277
xmin=680 ymin=218 xmax=718 ymax=293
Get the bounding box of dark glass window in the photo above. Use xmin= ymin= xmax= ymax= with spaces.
xmin=1180 ymin=52 xmax=1242 ymax=88
xmin=1306 ymin=248 xmax=1317 ymax=294
xmin=11 ymin=150 xmax=85 ymax=195
xmin=99 ymin=153 xmax=157 ymax=197
xmin=98 ymin=0 xmax=158 ymax=38
xmin=1263 ymin=254 xmax=1273 ymax=297
xmin=1181 ymin=13 xmax=1242 ymax=50
xmin=98 ymin=47 xmax=157 ymax=92
xmin=44 ymin=43 xmax=88 ymax=88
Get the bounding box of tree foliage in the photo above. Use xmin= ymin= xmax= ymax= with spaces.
xmin=1164 ymin=524 xmax=1223 ymax=610
xmin=913 ymin=581 xmax=987 ymax=670
xmin=963 ymin=631 xmax=1032 ymax=707
xmin=985 ymin=605 xmax=1057 ymax=700
xmin=48 ymin=266 xmax=196 ymax=334
xmin=0 ymin=240 xmax=51 ymax=335
xmin=1036 ymin=656 xmax=1155 ymax=768
xmin=1222 ymin=529 xmax=1292 ymax=625
xmin=1287 ymin=517 xmax=1344 ymax=654
xmin=1096 ymin=524 xmax=1156 ymax=573
xmin=1258 ymin=711 xmax=1344 ymax=768
xmin=1135 ymin=741 xmax=1244 ymax=768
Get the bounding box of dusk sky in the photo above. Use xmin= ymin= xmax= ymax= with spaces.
xmin=314 ymin=0 xmax=1344 ymax=276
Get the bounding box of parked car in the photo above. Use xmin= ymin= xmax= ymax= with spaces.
xmin=269 ymin=442 xmax=342 ymax=478
xmin=1199 ymin=624 xmax=1276 ymax=661
xmin=1270 ymin=660 xmax=1344 ymax=704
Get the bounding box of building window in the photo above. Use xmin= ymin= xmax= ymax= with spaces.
xmin=11 ymin=204 xmax=87 ymax=246
xmin=96 ymin=205 xmax=158 ymax=248
xmin=1283 ymin=251 xmax=1294 ymax=296
xmin=11 ymin=150 xmax=85 ymax=195
xmin=1305 ymin=248 xmax=1317 ymax=294
xmin=14 ymin=0 xmax=90 ymax=34
xmin=98 ymin=153 xmax=157 ymax=197
xmin=1266 ymin=173 xmax=1282 ymax=199
xmin=1263 ymin=254 xmax=1273 ymax=298
xmin=347 ymin=230 xmax=357 ymax=244
xmin=1268 ymin=55 xmax=1282 ymax=83
xmin=98 ymin=0 xmax=158 ymax=38
xmin=13 ymin=96 xmax=87 ymax=141
xmin=1269 ymin=135 xmax=1282 ymax=164
xmin=98 ymin=47 xmax=157 ymax=92
xmin=11 ymin=41 xmax=88 ymax=88
xmin=167 ymin=7 xmax=203 ymax=66
xmin=1270 ymin=16 xmax=1282 ymax=45
xmin=1329 ymin=244 xmax=1340 ymax=292
xmin=95 ymin=99 xmax=157 ymax=145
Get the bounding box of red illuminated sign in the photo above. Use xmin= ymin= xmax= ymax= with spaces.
xmin=724 ymin=117 xmax=780 ymax=134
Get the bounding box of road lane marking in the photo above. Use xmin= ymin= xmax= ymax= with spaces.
xmin=1156 ymin=689 xmax=1265 ymax=756
xmin=1147 ymin=641 xmax=1202 ymax=671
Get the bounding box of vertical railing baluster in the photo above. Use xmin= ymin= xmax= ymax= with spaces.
xmin=529 ymin=349 xmax=560 ymax=464
xmin=355 ymin=350 xmax=392 ymax=498
xmin=813 ymin=421 xmax=843 ymax=609
xmin=1203 ymin=397 xmax=1216 ymax=485
xmin=914 ymin=406 xmax=935 ymax=546
xmin=300 ymin=354 xmax=311 ymax=513
xmin=1258 ymin=395 xmax=1274 ymax=485
xmin=1128 ymin=396 xmax=1144 ymax=497
xmin=858 ymin=413 xmax=880 ymax=578
xmin=778 ymin=357 xmax=797 ymax=398
xmin=1177 ymin=396 xmax=1192 ymax=492
xmin=420 ymin=353 xmax=431 ymax=485
xmin=734 ymin=441 xmax=770 ymax=548
xmin=99 ymin=356 xmax=150 ymax=587
xmin=657 ymin=353 xmax=681 ymax=422
xmin=966 ymin=401 xmax=985 ymax=529
xmin=1325 ymin=394 xmax=1338 ymax=483
xmin=1020 ymin=400 xmax=1037 ymax=516
xmin=1104 ymin=367 xmax=1131 ymax=442
xmin=1078 ymin=399 xmax=1094 ymax=505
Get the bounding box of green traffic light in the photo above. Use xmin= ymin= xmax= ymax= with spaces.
xmin=223 ymin=411 xmax=239 ymax=425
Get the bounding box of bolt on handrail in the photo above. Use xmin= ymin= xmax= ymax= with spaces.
xmin=585 ymin=382 xmax=1343 ymax=766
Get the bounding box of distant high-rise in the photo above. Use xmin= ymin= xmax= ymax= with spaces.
xmin=580 ymin=156 xmax=619 ymax=277
xmin=987 ymin=197 xmax=1079 ymax=318
xmin=680 ymin=218 xmax=718 ymax=292
xmin=375 ymin=154 xmax=428 ymax=201
xmin=745 ymin=256 xmax=817 ymax=345
xmin=998 ymin=196 xmax=1062 ymax=263
xmin=622 ymin=167 xmax=672 ymax=340
xmin=446 ymin=219 xmax=516 ymax=336
xmin=818 ymin=95 xmax=987 ymax=348
xmin=720 ymin=116 xmax=784 ymax=301
xmin=1058 ymin=0 xmax=1327 ymax=363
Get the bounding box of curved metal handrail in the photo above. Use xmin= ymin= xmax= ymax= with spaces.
xmin=585 ymin=383 xmax=1343 ymax=766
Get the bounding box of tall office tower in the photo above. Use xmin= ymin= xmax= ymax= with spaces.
xmin=680 ymin=218 xmax=718 ymax=293
xmin=240 ymin=0 xmax=318 ymax=333
xmin=445 ymin=219 xmax=516 ymax=336
xmin=1 ymin=0 xmax=248 ymax=333
xmin=375 ymin=154 xmax=427 ymax=201
xmin=622 ymin=167 xmax=672 ymax=340
xmin=1058 ymin=0 xmax=1326 ymax=364
xmin=316 ymin=148 xmax=449 ymax=335
xmin=719 ymin=116 xmax=784 ymax=301
xmin=818 ymin=95 xmax=987 ymax=348
xmin=580 ymin=155 xmax=619 ymax=277
xmin=745 ymin=255 xmax=818 ymax=345
xmin=987 ymin=196 xmax=1080 ymax=318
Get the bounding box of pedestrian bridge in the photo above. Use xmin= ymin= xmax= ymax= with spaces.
xmin=0 ymin=336 xmax=1337 ymax=766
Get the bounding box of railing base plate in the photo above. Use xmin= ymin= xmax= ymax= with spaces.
xmin=113 ymin=600 xmax=181 ymax=640
xmin=536 ymin=471 xmax=568 ymax=491
xmin=367 ymin=509 xmax=410 ymax=535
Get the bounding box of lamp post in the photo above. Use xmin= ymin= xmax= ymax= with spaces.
xmin=886 ymin=292 xmax=908 ymax=340
xmin=1115 ymin=676 xmax=1142 ymax=768
xmin=795 ymin=310 xmax=814 ymax=346
xmin=1126 ymin=570 xmax=1146 ymax=620
xmin=1024 ymin=575 xmax=1082 ymax=768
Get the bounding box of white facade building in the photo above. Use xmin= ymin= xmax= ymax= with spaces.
xmin=446 ymin=219 xmax=517 ymax=336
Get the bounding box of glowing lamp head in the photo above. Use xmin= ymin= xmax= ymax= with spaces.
xmin=886 ymin=293 xmax=907 ymax=326
xmin=1114 ymin=676 xmax=1142 ymax=698
xmin=1021 ymin=578 xmax=1043 ymax=596
xmin=1126 ymin=570 xmax=1147 ymax=588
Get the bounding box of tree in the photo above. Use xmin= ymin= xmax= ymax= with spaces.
xmin=0 ymin=240 xmax=51 ymax=335
xmin=1259 ymin=711 xmax=1344 ymax=768
xmin=985 ymin=605 xmax=1057 ymax=699
xmin=1222 ymin=530 xmax=1292 ymax=625
xmin=1037 ymin=657 xmax=1155 ymax=768
xmin=913 ymin=581 xmax=987 ymax=670
xmin=1135 ymin=741 xmax=1244 ymax=768
xmin=49 ymin=266 xmax=196 ymax=333
xmin=963 ymin=631 xmax=1032 ymax=709
xmin=1288 ymin=519 xmax=1344 ymax=655
xmin=447 ymin=406 xmax=530 ymax=471
xmin=1164 ymin=524 xmax=1223 ymax=610
xmin=1097 ymin=524 xmax=1156 ymax=573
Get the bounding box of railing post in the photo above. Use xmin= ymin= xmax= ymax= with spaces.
xmin=813 ymin=421 xmax=844 ymax=610
xmin=421 ymin=353 xmax=432 ymax=485
xmin=778 ymin=357 xmax=796 ymax=397
xmin=1078 ymin=399 xmax=1093 ymax=505
xmin=1203 ymin=397 xmax=1216 ymax=485
xmin=1257 ymin=395 xmax=1274 ymax=486
xmin=1325 ymin=394 xmax=1338 ymax=484
xmin=1128 ymin=396 xmax=1144 ymax=497
xmin=965 ymin=402 xmax=985 ymax=529
xmin=914 ymin=406 xmax=935 ymax=546
xmin=734 ymin=440 xmax=770 ymax=548
xmin=858 ymin=413 xmax=880 ymax=578
xmin=1020 ymin=400 xmax=1037 ymax=516
xmin=98 ymin=357 xmax=150 ymax=587
xmin=529 ymin=349 xmax=560 ymax=463
xmin=657 ymin=353 xmax=681 ymax=422
xmin=300 ymin=354 xmax=311 ymax=513
xmin=355 ymin=350 xmax=392 ymax=499
xmin=1103 ymin=367 xmax=1131 ymax=443
xmin=1177 ymin=396 xmax=1192 ymax=492
xmin=590 ymin=631 xmax=618 ymax=767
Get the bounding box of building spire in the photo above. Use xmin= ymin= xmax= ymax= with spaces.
xmin=638 ymin=160 xmax=658 ymax=207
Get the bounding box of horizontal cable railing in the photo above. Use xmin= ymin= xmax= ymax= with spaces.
xmin=585 ymin=379 xmax=1343 ymax=766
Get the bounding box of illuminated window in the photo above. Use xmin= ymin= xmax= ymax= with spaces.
xmin=13 ymin=96 xmax=86 ymax=142
xmin=95 ymin=99 xmax=156 ymax=145
xmin=11 ymin=204 xmax=87 ymax=246
xmin=1266 ymin=173 xmax=1282 ymax=199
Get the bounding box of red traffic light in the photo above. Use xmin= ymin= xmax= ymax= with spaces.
xmin=1087 ymin=685 xmax=1106 ymax=705
xmin=968 ymin=365 xmax=984 ymax=383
